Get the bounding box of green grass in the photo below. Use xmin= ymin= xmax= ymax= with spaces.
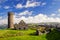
xmin=46 ymin=29 xmax=60 ymax=40
xmin=0 ymin=29 xmax=60 ymax=40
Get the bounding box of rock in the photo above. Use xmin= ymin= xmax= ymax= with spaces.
xmin=36 ymin=29 xmax=41 ymax=35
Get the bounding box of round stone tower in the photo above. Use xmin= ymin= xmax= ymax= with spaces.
xmin=8 ymin=12 xmax=14 ymax=29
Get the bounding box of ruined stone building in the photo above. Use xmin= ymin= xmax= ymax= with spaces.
xmin=8 ymin=12 xmax=28 ymax=30
xmin=14 ymin=20 xmax=28 ymax=30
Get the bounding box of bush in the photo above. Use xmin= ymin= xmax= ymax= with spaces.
xmin=46 ymin=29 xmax=60 ymax=40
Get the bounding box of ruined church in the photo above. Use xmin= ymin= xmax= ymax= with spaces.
xmin=8 ymin=12 xmax=28 ymax=30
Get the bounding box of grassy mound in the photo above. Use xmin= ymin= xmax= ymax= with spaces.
xmin=0 ymin=29 xmax=60 ymax=40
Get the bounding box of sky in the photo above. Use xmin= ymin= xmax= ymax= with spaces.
xmin=0 ymin=0 xmax=60 ymax=25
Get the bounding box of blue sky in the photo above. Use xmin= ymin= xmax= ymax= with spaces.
xmin=0 ymin=0 xmax=60 ymax=24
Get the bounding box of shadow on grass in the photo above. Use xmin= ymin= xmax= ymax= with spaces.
xmin=29 ymin=32 xmax=38 ymax=36
xmin=46 ymin=29 xmax=60 ymax=40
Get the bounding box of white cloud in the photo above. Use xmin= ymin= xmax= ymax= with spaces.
xmin=15 ymin=0 xmax=41 ymax=8
xmin=25 ymin=1 xmax=40 ymax=8
xmin=15 ymin=0 xmax=47 ymax=9
xmin=15 ymin=0 xmax=47 ymax=8
xmin=18 ymin=10 xmax=32 ymax=16
xmin=14 ymin=13 xmax=60 ymax=24
xmin=4 ymin=6 xmax=10 ymax=9
xmin=16 ymin=4 xmax=23 ymax=8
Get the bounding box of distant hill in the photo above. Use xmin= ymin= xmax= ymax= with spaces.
xmin=28 ymin=22 xmax=60 ymax=25
xmin=0 ymin=24 xmax=7 ymax=29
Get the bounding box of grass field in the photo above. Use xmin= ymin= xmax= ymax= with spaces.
xmin=0 ymin=29 xmax=60 ymax=40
